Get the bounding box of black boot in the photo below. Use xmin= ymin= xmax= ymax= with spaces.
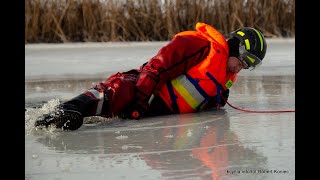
xmin=34 ymin=108 xmax=83 ymax=131
xmin=34 ymin=93 xmax=102 ymax=131
xmin=35 ymin=83 xmax=110 ymax=131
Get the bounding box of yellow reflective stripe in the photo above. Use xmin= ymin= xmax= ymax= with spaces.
xmin=177 ymin=75 xmax=205 ymax=105
xmin=171 ymin=79 xmax=199 ymax=110
xmin=246 ymin=55 xmax=255 ymax=63
xmin=252 ymin=29 xmax=264 ymax=51
xmin=237 ymin=31 xmax=245 ymax=36
xmin=171 ymin=75 xmax=204 ymax=110
xmin=244 ymin=39 xmax=250 ymax=50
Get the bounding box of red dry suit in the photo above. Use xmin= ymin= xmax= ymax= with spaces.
xmin=75 ymin=22 xmax=237 ymax=118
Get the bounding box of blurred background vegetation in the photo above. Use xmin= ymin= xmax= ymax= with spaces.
xmin=25 ymin=0 xmax=295 ymax=43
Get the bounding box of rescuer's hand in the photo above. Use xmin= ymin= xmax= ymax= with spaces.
xmin=220 ymin=89 xmax=230 ymax=106
xmin=210 ymin=89 xmax=230 ymax=108
xmin=118 ymin=102 xmax=148 ymax=120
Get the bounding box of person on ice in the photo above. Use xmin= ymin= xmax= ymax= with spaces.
xmin=34 ymin=22 xmax=267 ymax=131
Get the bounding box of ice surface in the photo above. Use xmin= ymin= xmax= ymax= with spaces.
xmin=25 ymin=38 xmax=295 ymax=180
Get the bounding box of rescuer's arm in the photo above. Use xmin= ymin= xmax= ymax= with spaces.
xmin=122 ymin=35 xmax=210 ymax=119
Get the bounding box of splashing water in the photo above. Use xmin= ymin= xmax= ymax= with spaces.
xmin=25 ymin=98 xmax=61 ymax=134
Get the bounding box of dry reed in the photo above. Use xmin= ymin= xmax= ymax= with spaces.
xmin=25 ymin=0 xmax=295 ymax=43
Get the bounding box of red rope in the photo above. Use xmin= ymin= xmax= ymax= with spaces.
xmin=221 ymin=96 xmax=295 ymax=113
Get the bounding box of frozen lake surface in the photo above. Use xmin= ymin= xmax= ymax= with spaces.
xmin=25 ymin=38 xmax=295 ymax=180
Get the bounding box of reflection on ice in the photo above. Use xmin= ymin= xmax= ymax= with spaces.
xmin=30 ymin=110 xmax=270 ymax=180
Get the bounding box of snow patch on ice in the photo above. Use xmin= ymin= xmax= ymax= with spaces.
xmin=116 ymin=135 xmax=128 ymax=140
xmin=187 ymin=129 xmax=193 ymax=137
xmin=121 ymin=145 xmax=143 ymax=150
xmin=165 ymin=135 xmax=173 ymax=138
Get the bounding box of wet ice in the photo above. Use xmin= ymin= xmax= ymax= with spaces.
xmin=25 ymin=39 xmax=295 ymax=180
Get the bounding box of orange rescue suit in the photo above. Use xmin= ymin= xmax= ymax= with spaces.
xmin=157 ymin=23 xmax=238 ymax=113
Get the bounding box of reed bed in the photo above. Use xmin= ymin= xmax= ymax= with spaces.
xmin=25 ymin=0 xmax=295 ymax=43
